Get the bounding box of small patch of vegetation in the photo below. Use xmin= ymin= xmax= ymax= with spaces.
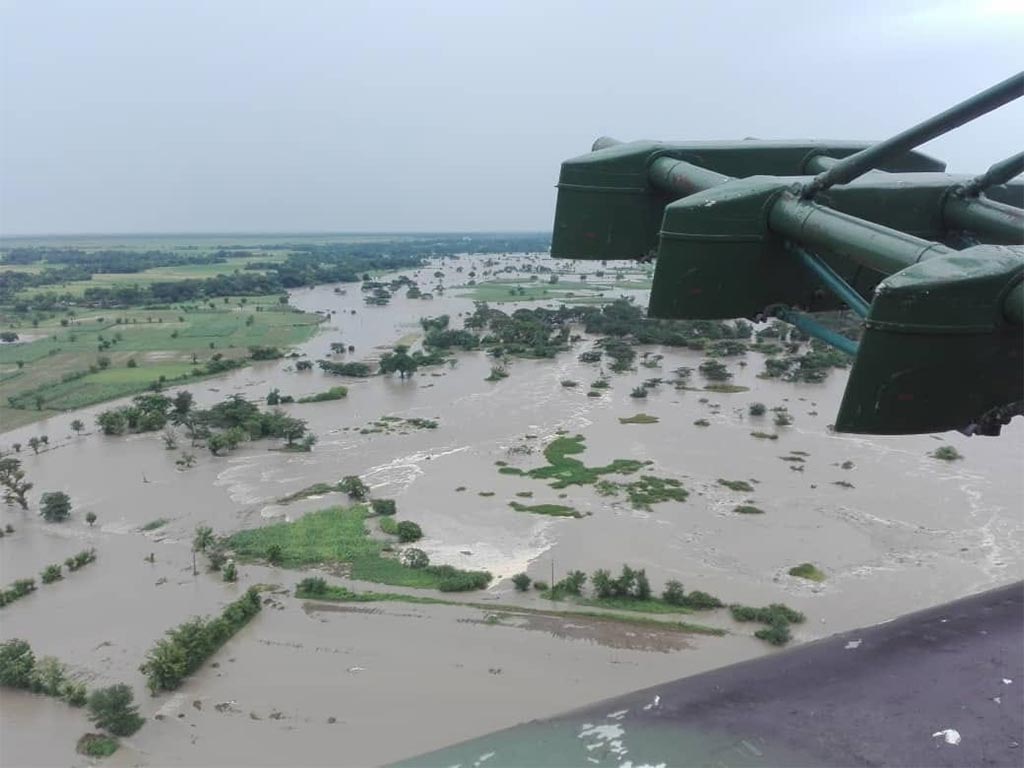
xmin=750 ymin=431 xmax=778 ymax=440
xmin=748 ymin=402 xmax=767 ymax=416
xmin=730 ymin=602 xmax=805 ymax=646
xmin=509 ymin=501 xmax=581 ymax=518
xmin=0 ymin=578 xmax=36 ymax=608
xmin=512 ymin=573 xmax=531 ymax=591
xmin=297 ymin=386 xmax=348 ymax=404
xmin=734 ymin=504 xmax=764 ymax=514
xmin=77 ymin=733 xmax=119 ymax=758
xmin=693 ymin=418 xmax=710 ymax=427
xmin=499 ymin=434 xmax=647 ymax=490
xmin=40 ymin=564 xmax=63 ymax=584
xmin=369 ymin=498 xmax=396 ymax=516
xmin=931 ymin=445 xmax=963 ymax=461
xmin=718 ymin=478 xmax=755 ymax=492
xmin=618 ymin=413 xmax=658 ymax=424
xmin=788 ymin=563 xmax=825 ymax=582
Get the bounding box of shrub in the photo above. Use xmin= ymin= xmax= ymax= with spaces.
xmin=77 ymin=734 xmax=119 ymax=758
xmin=222 ymin=563 xmax=238 ymax=582
xmin=40 ymin=564 xmax=63 ymax=584
xmin=684 ymin=590 xmax=723 ymax=609
xmin=931 ymin=445 xmax=962 ymax=461
xmin=87 ymin=684 xmax=144 ymax=736
xmin=662 ymin=579 xmax=686 ymax=605
xmin=296 ymin=576 xmax=328 ymax=596
xmin=512 ymin=573 xmax=531 ymax=591
xmin=400 ymin=548 xmax=429 ymax=569
xmin=266 ymin=544 xmax=283 ymax=565
xmin=370 ymin=498 xmax=396 ymax=516
xmin=0 ymin=639 xmax=35 ymax=688
xmin=339 ymin=476 xmax=369 ymax=501
xmin=748 ymin=402 xmax=766 ymax=416
xmin=396 ymin=521 xmax=423 ymax=543
xmin=533 ymin=580 xmax=549 ymax=591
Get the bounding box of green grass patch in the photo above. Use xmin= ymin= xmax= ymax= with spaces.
xmin=297 ymin=585 xmax=723 ymax=636
xmin=618 ymin=413 xmax=659 ymax=424
xmin=508 ymin=501 xmax=581 ymax=518
xmin=297 ymin=386 xmax=348 ymax=403
xmin=734 ymin=504 xmax=765 ymax=515
xmin=718 ymin=478 xmax=755 ymax=492
xmin=507 ymin=434 xmax=648 ymax=490
xmin=76 ymin=734 xmax=119 ymax=758
xmin=140 ymin=518 xmax=169 ymax=531
xmin=931 ymin=445 xmax=963 ymax=461
xmin=788 ymin=562 xmax=826 ymax=582
xmin=378 ymin=516 xmax=399 ymax=535
xmin=703 ymin=384 xmax=749 ymax=393
xmin=573 ymin=596 xmax=693 ymax=615
xmin=227 ymin=507 xmax=490 ymax=591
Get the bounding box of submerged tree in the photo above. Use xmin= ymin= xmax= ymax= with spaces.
xmin=40 ymin=491 xmax=71 ymax=523
xmin=0 ymin=457 xmax=33 ymax=510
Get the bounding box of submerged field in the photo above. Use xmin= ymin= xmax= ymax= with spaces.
xmin=0 ymin=243 xmax=1021 ymax=768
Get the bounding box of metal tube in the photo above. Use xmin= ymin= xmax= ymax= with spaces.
xmin=803 ymin=155 xmax=838 ymax=174
xmin=802 ymin=71 xmax=1024 ymax=198
xmin=789 ymin=244 xmax=871 ymax=317
xmin=770 ymin=195 xmax=955 ymax=275
xmin=958 ymin=151 xmax=1024 ymax=197
xmin=773 ymin=308 xmax=859 ymax=356
xmin=648 ymin=156 xmax=731 ymax=198
xmin=944 ymin=195 xmax=1024 ymax=244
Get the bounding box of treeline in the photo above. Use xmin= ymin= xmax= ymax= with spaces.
xmin=139 ymin=587 xmax=262 ymax=693
xmin=2 ymin=233 xmax=551 ymax=308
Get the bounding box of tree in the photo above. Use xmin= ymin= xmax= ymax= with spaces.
xmin=70 ymin=419 xmax=85 ymax=435
xmin=396 ymin=521 xmax=423 ymax=543
xmin=591 ymin=568 xmax=613 ymax=598
xmin=96 ymin=410 xmax=128 ymax=436
xmin=87 ymin=684 xmax=145 ymax=737
xmin=512 ymin=573 xmax=531 ymax=591
xmin=662 ymin=579 xmax=686 ymax=606
xmin=27 ymin=437 xmax=41 ymax=454
xmin=85 ymin=512 xmax=97 ymax=528
xmin=379 ymin=345 xmax=419 ymax=379
xmin=339 ymin=476 xmax=368 ymax=501
xmin=748 ymin=402 xmax=766 ymax=416
xmin=40 ymin=491 xmax=71 ymax=522
xmin=171 ymin=390 xmax=194 ymax=421
xmin=0 ymin=457 xmax=32 ymax=510
xmin=192 ymin=524 xmax=213 ymax=576
xmin=0 ymin=639 xmax=35 ymax=688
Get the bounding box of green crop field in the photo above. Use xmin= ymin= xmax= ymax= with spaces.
xmin=0 ymin=295 xmax=322 ymax=431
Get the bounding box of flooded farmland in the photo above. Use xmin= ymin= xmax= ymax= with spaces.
xmin=1 ymin=254 xmax=1022 ymax=767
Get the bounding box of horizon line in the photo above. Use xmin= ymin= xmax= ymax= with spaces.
xmin=0 ymin=229 xmax=551 ymax=240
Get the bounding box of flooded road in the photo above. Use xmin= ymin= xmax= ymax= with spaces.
xmin=2 ymin=254 xmax=1022 ymax=766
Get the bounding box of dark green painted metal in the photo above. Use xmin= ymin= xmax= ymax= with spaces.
xmin=802 ymin=71 xmax=1024 ymax=198
xmin=789 ymin=244 xmax=870 ymax=317
xmin=836 ymin=246 xmax=1023 ymax=435
xmin=550 ymin=73 xmax=1024 ymax=434
xmin=943 ymin=195 xmax=1024 ymax=244
xmin=551 ymin=140 xmax=944 ymax=262
xmin=958 ymin=151 xmax=1024 ymax=197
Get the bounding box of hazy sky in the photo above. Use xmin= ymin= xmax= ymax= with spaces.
xmin=1 ymin=0 xmax=1021 ymax=235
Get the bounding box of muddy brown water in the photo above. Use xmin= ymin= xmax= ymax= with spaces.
xmin=1 ymin=255 xmax=1021 ymax=766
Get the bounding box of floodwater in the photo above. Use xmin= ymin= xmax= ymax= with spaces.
xmin=1 ymin=254 xmax=1022 ymax=766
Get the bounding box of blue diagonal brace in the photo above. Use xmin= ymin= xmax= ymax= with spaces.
xmin=788 ymin=243 xmax=871 ymax=318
